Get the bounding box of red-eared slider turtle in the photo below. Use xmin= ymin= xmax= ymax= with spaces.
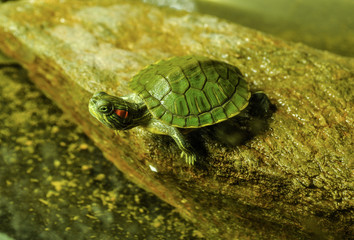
xmin=89 ymin=56 xmax=251 ymax=164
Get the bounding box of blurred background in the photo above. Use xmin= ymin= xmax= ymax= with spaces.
xmin=143 ymin=0 xmax=354 ymax=57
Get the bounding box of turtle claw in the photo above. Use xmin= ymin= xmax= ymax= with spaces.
xmin=115 ymin=130 xmax=128 ymax=137
xmin=181 ymin=151 xmax=197 ymax=165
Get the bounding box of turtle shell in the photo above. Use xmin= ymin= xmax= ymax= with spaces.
xmin=129 ymin=56 xmax=251 ymax=128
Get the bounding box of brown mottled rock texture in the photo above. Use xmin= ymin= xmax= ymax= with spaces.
xmin=0 ymin=0 xmax=352 ymax=239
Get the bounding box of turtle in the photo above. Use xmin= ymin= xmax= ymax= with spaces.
xmin=88 ymin=55 xmax=251 ymax=165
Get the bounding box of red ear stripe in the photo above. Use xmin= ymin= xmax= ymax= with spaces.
xmin=115 ymin=109 xmax=129 ymax=119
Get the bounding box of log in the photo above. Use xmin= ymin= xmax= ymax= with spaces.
xmin=0 ymin=0 xmax=352 ymax=239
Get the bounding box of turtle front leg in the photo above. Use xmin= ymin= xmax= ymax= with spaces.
xmin=171 ymin=130 xmax=197 ymax=165
xmin=145 ymin=119 xmax=197 ymax=165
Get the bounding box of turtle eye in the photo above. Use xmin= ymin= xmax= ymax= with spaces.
xmin=98 ymin=104 xmax=112 ymax=114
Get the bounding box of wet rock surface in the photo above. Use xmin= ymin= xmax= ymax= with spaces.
xmin=0 ymin=1 xmax=352 ymax=239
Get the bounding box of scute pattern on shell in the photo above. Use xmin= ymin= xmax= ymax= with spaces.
xmin=129 ymin=56 xmax=251 ymax=128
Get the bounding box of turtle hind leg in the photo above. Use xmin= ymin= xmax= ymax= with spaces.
xmin=145 ymin=119 xmax=197 ymax=165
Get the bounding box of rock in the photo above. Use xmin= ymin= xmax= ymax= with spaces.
xmin=0 ymin=0 xmax=352 ymax=239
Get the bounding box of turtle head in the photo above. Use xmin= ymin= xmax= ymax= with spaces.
xmin=89 ymin=92 xmax=135 ymax=130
